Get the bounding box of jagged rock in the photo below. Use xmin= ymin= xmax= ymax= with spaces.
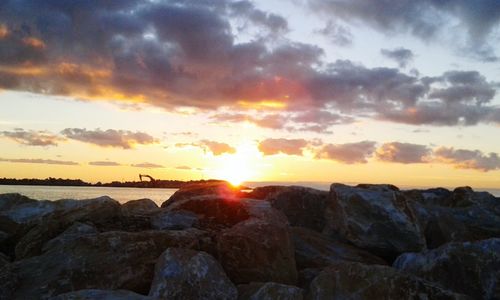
xmin=0 ymin=229 xmax=208 ymax=299
xmin=246 ymin=186 xmax=330 ymax=232
xmin=161 ymin=181 xmax=243 ymax=208
xmin=217 ymin=200 xmax=297 ymax=285
xmin=0 ymin=194 xmax=56 ymax=225
xmin=41 ymin=222 xmax=98 ymax=252
xmin=297 ymin=268 xmax=322 ymax=290
xmin=0 ymin=252 xmax=9 ymax=268
xmin=394 ymin=238 xmax=500 ymax=299
xmin=14 ymin=197 xmax=121 ymax=259
xmin=406 ymin=187 xmax=500 ymax=248
xmin=151 ymin=210 xmax=199 ymax=230
xmin=292 ymin=227 xmax=386 ymax=269
xmin=237 ymin=282 xmax=304 ymax=300
xmin=326 ymin=183 xmax=426 ymax=259
xmin=149 ymin=247 xmax=237 ymax=300
xmin=307 ymin=261 xmax=470 ymax=300
xmin=121 ymin=199 xmax=159 ymax=216
xmin=0 ymin=230 xmax=8 ymax=244
xmin=52 ymin=289 xmax=153 ymax=300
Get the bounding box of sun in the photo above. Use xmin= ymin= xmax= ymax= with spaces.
xmin=211 ymin=142 xmax=259 ymax=186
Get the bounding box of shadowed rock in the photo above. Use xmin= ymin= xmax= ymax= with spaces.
xmin=237 ymin=282 xmax=304 ymax=300
xmin=0 ymin=229 xmax=209 ymax=299
xmin=394 ymin=238 xmax=500 ymax=299
xmin=161 ymin=181 xmax=243 ymax=208
xmin=292 ymin=226 xmax=387 ymax=269
xmin=151 ymin=210 xmax=199 ymax=230
xmin=326 ymin=183 xmax=426 ymax=260
xmin=52 ymin=289 xmax=153 ymax=300
xmin=149 ymin=247 xmax=237 ymax=300
xmin=307 ymin=261 xmax=471 ymax=299
xmin=121 ymin=199 xmax=159 ymax=216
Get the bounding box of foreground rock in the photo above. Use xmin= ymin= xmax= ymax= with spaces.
xmin=246 ymin=186 xmax=330 ymax=232
xmin=1 ymin=229 xmax=208 ymax=299
xmin=52 ymin=289 xmax=153 ymax=300
xmin=238 ymin=282 xmax=304 ymax=300
xmin=216 ymin=199 xmax=298 ymax=285
xmin=292 ymin=227 xmax=387 ymax=269
xmin=406 ymin=187 xmax=500 ymax=248
xmin=394 ymin=238 xmax=500 ymax=299
xmin=121 ymin=199 xmax=159 ymax=216
xmin=308 ymin=261 xmax=470 ymax=299
xmin=326 ymin=184 xmax=426 ymax=259
xmin=149 ymin=248 xmax=237 ymax=300
xmin=162 ymin=181 xmax=243 ymax=208
xmin=150 ymin=210 xmax=199 ymax=230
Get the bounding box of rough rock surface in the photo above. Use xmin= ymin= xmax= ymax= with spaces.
xmin=161 ymin=181 xmax=243 ymax=208
xmin=52 ymin=289 xmax=153 ymax=300
xmin=292 ymin=226 xmax=386 ymax=269
xmin=394 ymin=238 xmax=500 ymax=299
xmin=246 ymin=186 xmax=330 ymax=232
xmin=14 ymin=197 xmax=121 ymax=259
xmin=149 ymin=247 xmax=237 ymax=300
xmin=0 ymin=252 xmax=9 ymax=268
xmin=216 ymin=200 xmax=297 ymax=285
xmin=150 ymin=210 xmax=199 ymax=230
xmin=307 ymin=261 xmax=470 ymax=299
xmin=121 ymin=198 xmax=159 ymax=216
xmin=41 ymin=222 xmax=98 ymax=252
xmin=327 ymin=183 xmax=426 ymax=258
xmin=1 ymin=229 xmax=208 ymax=299
xmin=238 ymin=282 xmax=304 ymax=300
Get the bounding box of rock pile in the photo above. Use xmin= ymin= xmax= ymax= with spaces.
xmin=0 ymin=181 xmax=498 ymax=299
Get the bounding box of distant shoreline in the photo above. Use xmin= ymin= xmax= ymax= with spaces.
xmin=0 ymin=177 xmax=224 ymax=189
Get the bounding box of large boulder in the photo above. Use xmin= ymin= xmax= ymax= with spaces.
xmin=216 ymin=200 xmax=298 ymax=285
xmin=406 ymin=187 xmax=500 ymax=248
xmin=292 ymin=227 xmax=386 ymax=269
xmin=121 ymin=199 xmax=159 ymax=216
xmin=394 ymin=238 xmax=500 ymax=299
xmin=151 ymin=210 xmax=199 ymax=230
xmin=149 ymin=247 xmax=237 ymax=300
xmin=237 ymin=282 xmax=304 ymax=300
xmin=0 ymin=229 xmax=209 ymax=299
xmin=52 ymin=289 xmax=153 ymax=300
xmin=326 ymin=183 xmax=426 ymax=259
xmin=161 ymin=181 xmax=243 ymax=208
xmin=41 ymin=222 xmax=98 ymax=252
xmin=307 ymin=261 xmax=470 ymax=299
xmin=246 ymin=186 xmax=330 ymax=232
xmin=14 ymin=197 xmax=121 ymax=259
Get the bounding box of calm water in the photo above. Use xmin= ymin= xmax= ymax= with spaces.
xmin=0 ymin=185 xmax=177 ymax=206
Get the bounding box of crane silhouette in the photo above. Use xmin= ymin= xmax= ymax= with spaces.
xmin=139 ymin=174 xmax=155 ymax=182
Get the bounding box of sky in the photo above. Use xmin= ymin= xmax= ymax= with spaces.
xmin=0 ymin=0 xmax=499 ymax=189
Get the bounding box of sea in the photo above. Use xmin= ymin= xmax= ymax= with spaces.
xmin=0 ymin=183 xmax=499 ymax=206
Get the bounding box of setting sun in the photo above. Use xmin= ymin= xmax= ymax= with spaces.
xmin=210 ymin=142 xmax=260 ymax=186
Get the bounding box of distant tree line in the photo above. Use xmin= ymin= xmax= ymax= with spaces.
xmin=0 ymin=177 xmax=224 ymax=188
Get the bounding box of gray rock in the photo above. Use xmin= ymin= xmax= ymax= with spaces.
xmin=161 ymin=181 xmax=243 ymax=208
xmin=52 ymin=289 xmax=153 ymax=300
xmin=292 ymin=226 xmax=387 ymax=269
xmin=121 ymin=199 xmax=159 ymax=216
xmin=238 ymin=282 xmax=303 ymax=300
xmin=394 ymin=238 xmax=500 ymax=299
xmin=149 ymin=247 xmax=237 ymax=300
xmin=0 ymin=229 xmax=208 ymax=299
xmin=308 ymin=261 xmax=471 ymax=300
xmin=326 ymin=183 xmax=426 ymax=259
xmin=41 ymin=222 xmax=98 ymax=252
xmin=151 ymin=210 xmax=199 ymax=230
xmin=0 ymin=252 xmax=9 ymax=268
xmin=246 ymin=186 xmax=330 ymax=232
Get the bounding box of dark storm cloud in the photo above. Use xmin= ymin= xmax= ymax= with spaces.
xmin=316 ymin=141 xmax=376 ymax=164
xmin=61 ymin=128 xmax=157 ymax=149
xmin=0 ymin=157 xmax=78 ymax=165
xmin=434 ymin=147 xmax=500 ymax=171
xmin=0 ymin=0 xmax=499 ymax=129
xmin=258 ymin=138 xmax=310 ymax=156
xmin=376 ymin=142 xmax=431 ymax=163
xmin=380 ymin=48 xmax=414 ymax=68
xmin=309 ymin=0 xmax=500 ymax=61
xmin=88 ymin=161 xmax=121 ymax=167
xmin=0 ymin=128 xmax=64 ymax=146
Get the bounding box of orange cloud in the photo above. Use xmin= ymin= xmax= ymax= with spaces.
xmin=22 ymin=37 xmax=46 ymax=49
xmin=0 ymin=24 xmax=8 ymax=39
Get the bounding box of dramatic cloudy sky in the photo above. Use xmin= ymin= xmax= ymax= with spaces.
xmin=1 ymin=0 xmax=499 ymax=188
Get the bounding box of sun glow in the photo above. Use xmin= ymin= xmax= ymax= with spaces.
xmin=211 ymin=142 xmax=260 ymax=186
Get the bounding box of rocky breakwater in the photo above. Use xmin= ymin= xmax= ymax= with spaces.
xmin=0 ymin=181 xmax=498 ymax=299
